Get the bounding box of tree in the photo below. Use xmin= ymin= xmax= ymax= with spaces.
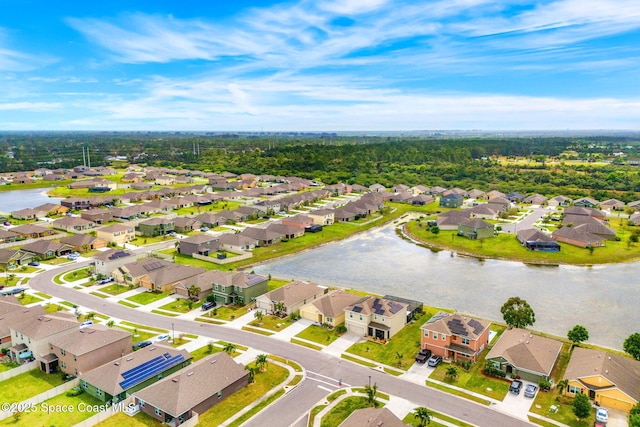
xmin=629 ymin=402 xmax=640 ymax=427
xmin=207 ymin=340 xmax=214 ymax=354
xmin=395 ymin=351 xmax=404 ymax=368
xmin=624 ymin=333 xmax=640 ymax=360
xmin=413 ymin=407 xmax=432 ymax=427
xmin=430 ymin=226 xmax=440 ymax=235
xmin=106 ymin=320 xmax=115 ymax=328
xmin=254 ymin=310 xmax=263 ymax=324
xmin=274 ymin=301 xmax=286 ymax=317
xmin=187 ymin=285 xmax=201 ymax=301
xmin=556 ymin=379 xmax=569 ymax=395
xmin=245 ymin=365 xmax=257 ymax=384
xmin=223 ymin=342 xmax=236 ymax=355
xmin=572 ymin=392 xmax=591 ymax=420
xmin=567 ymin=325 xmax=589 ymax=346
xmin=85 ymin=312 xmax=96 ymax=321
xmin=445 ymin=366 xmax=459 ymax=382
xmin=500 ymin=296 xmax=535 ymax=329
xmin=256 ymin=354 xmax=268 ymax=372
xmin=364 ymin=382 xmax=378 ymax=407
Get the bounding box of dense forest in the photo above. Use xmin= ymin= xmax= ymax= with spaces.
xmin=2 ymin=132 xmax=640 ymax=201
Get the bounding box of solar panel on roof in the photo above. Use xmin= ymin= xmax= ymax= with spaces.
xmin=119 ymin=354 xmax=185 ymax=390
xmin=375 ymin=308 xmax=385 ymax=315
xmin=352 ymin=306 xmax=362 ymax=313
xmin=388 ymin=302 xmax=403 ymax=314
xmin=447 ymin=318 xmax=468 ymax=336
xmin=468 ymin=319 xmax=485 ymax=336
xmin=121 ymin=356 xmax=165 ymax=379
xmin=143 ymin=261 xmax=164 ymax=271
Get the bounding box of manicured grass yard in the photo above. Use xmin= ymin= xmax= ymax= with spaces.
xmin=17 ymin=293 xmax=43 ymax=305
xmin=295 ymin=324 xmax=342 ymax=345
xmin=61 ymin=267 xmax=93 ymax=283
xmin=204 ymin=305 xmax=248 ymax=321
xmin=530 ymin=391 xmax=595 ymax=427
xmin=130 ymin=235 xmax=177 ymax=246
xmin=94 ymin=411 xmax=163 ymax=427
xmin=267 ymin=278 xmax=290 ymax=291
xmin=157 ymin=298 xmax=202 ymax=313
xmin=98 ymin=283 xmax=130 ymax=295
xmin=0 ymin=362 xmax=19 ymax=373
xmin=0 ymin=369 xmax=66 ymax=403
xmin=44 ymin=303 xmax=67 ymax=313
xmin=126 ymin=291 xmax=169 ymax=305
xmin=0 ymin=391 xmax=105 ymax=427
xmin=197 ymin=362 xmax=288 ymax=426
xmin=346 ymin=307 xmax=451 ymax=368
xmin=43 ymin=257 xmax=73 ymax=265
xmin=321 ymin=396 xmax=378 ymax=427
xmin=402 ymin=409 xmax=474 ymax=427
xmin=116 ymin=327 xmax=155 ymax=343
xmin=247 ymin=315 xmax=294 ymax=331
xmin=188 ymin=344 xmax=223 ymax=362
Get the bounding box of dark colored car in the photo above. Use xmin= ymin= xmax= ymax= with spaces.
xmin=133 ymin=340 xmax=152 ymax=350
xmin=0 ymin=287 xmax=25 ymax=296
xmin=28 ymin=261 xmax=40 ymax=266
xmin=201 ymin=301 xmax=216 ymax=311
xmin=415 ymin=349 xmax=432 ymax=363
xmin=524 ymin=384 xmax=538 ymax=398
xmin=427 ymin=355 xmax=442 ymax=367
xmin=510 ymin=380 xmax=523 ymax=394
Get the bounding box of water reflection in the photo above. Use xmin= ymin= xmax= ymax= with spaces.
xmin=255 ymin=226 xmax=636 ymax=350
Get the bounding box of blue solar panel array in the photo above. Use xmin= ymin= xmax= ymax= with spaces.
xmin=119 ymin=353 xmax=185 ymax=390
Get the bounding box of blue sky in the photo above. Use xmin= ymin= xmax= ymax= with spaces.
xmin=1 ymin=0 xmax=640 ymax=131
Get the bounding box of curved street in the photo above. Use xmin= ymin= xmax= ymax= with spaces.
xmin=28 ymin=258 xmax=533 ymax=427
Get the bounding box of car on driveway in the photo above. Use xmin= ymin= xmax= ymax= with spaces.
xmin=97 ymin=277 xmax=114 ymax=285
xmin=133 ymin=340 xmax=152 ymax=350
xmin=510 ymin=380 xmax=523 ymax=395
xmin=524 ymin=384 xmax=538 ymax=398
xmin=427 ymin=355 xmax=442 ymax=367
xmin=0 ymin=287 xmax=25 ymax=296
xmin=415 ymin=349 xmax=432 ymax=363
xmin=28 ymin=261 xmax=40 ymax=266
xmin=154 ymin=334 xmax=171 ymax=342
xmin=596 ymin=407 xmax=608 ymax=423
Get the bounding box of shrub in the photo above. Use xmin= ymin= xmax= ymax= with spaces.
xmin=539 ymin=379 xmax=552 ymax=391
xmin=66 ymin=387 xmax=84 ymax=397
xmin=460 ymin=360 xmax=473 ymax=372
xmin=484 ymin=365 xmax=506 ymax=378
xmin=335 ymin=324 xmax=347 ymax=334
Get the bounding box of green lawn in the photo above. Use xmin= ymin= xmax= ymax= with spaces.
xmin=204 ymin=305 xmax=248 ymax=321
xmin=0 ymin=390 xmax=105 ymax=427
xmin=320 ymin=396 xmax=378 ymax=427
xmin=98 ymin=283 xmax=131 ymax=295
xmin=157 ymin=298 xmax=202 ymax=313
xmin=267 ymin=278 xmax=290 ymax=291
xmin=295 ymin=324 xmax=342 ymax=345
xmin=0 ymin=369 xmax=66 ymax=403
xmin=188 ymin=344 xmax=223 ymax=362
xmin=197 ymin=362 xmax=288 ymax=426
xmin=126 ymin=291 xmax=169 ymax=305
xmin=402 ymin=409 xmax=475 ymax=427
xmin=42 ymin=257 xmax=73 ymax=265
xmin=247 ymin=314 xmax=294 ymax=331
xmin=33 ymin=291 xmax=52 ymax=299
xmin=130 ymin=235 xmax=177 ymax=246
xmin=61 ymin=267 xmax=93 ymax=283
xmin=16 ymin=293 xmax=43 ymax=305
xmin=118 ymin=300 xmax=139 ymax=308
xmin=44 ymin=303 xmax=67 ymax=313
xmin=346 ymin=308 xmax=449 ymax=368
xmin=0 ymin=362 xmax=19 ymax=373
xmin=406 ymin=219 xmax=640 ymax=265
xmin=530 ymin=392 xmax=595 ymax=427
xmin=116 ymin=327 xmax=156 ymax=343
xmin=94 ymin=411 xmax=163 ymax=427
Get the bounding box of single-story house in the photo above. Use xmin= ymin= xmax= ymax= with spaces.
xmin=516 ymin=229 xmax=560 ymax=251
xmin=600 ymin=199 xmax=625 ymax=211
xmin=574 ymin=197 xmax=600 ymax=208
xmin=11 ymin=224 xmax=57 ymax=239
xmin=178 ymin=234 xmax=220 ymax=256
xmin=457 ymin=218 xmax=494 ymax=240
xmin=173 ymin=217 xmax=202 ymax=233
xmin=439 ymin=193 xmax=464 ymax=208
xmin=548 ymin=195 xmax=573 ymax=207
xmin=485 ymin=328 xmax=562 ymax=383
xmin=339 ymin=408 xmax=407 ymax=427
xmin=11 ymin=208 xmax=46 ymax=220
xmin=52 ymin=216 xmax=96 ymax=233
xmin=218 ymin=233 xmax=257 ymax=252
xmin=299 ymin=290 xmax=363 ymax=328
xmin=255 ymin=280 xmax=328 ymax=315
xmin=174 ymin=270 xmax=268 ymax=305
xmin=21 ymin=240 xmax=74 ymax=259
xmin=60 ymin=234 xmax=107 ymax=252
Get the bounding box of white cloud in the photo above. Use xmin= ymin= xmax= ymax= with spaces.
xmin=0 ymin=101 xmax=61 ymax=111
xmin=317 ymin=0 xmax=388 ymax=15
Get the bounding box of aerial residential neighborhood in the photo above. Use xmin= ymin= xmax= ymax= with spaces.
xmin=0 ymin=159 xmax=638 ymax=427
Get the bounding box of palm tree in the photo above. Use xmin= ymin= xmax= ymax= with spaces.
xmin=556 ymin=379 xmax=569 ymax=394
xmin=187 ymin=285 xmax=201 ymax=301
xmin=85 ymin=312 xmax=96 ymax=321
xmin=395 ymin=351 xmax=404 ymax=368
xmin=364 ymin=382 xmax=378 ymax=407
xmin=223 ymin=342 xmax=237 ymax=355
xmin=245 ymin=365 xmax=257 ymax=384
xmin=256 ymin=354 xmax=268 ymax=372
xmin=274 ymin=301 xmax=286 ymax=317
xmin=445 ymin=366 xmax=458 ymax=382
xmin=106 ymin=320 xmax=115 ymax=328
xmin=413 ymin=407 xmax=433 ymax=427
xmin=254 ymin=310 xmax=263 ymax=325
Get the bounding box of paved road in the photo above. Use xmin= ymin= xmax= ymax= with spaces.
xmin=29 ymin=260 xmax=533 ymax=427
xmin=499 ymin=207 xmax=548 ymax=234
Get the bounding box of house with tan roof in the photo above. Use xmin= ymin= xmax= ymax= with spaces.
xmin=0 ymin=299 xmax=44 ymax=345
xmin=97 ymin=223 xmax=135 ymax=245
xmin=93 ymin=249 xmax=134 ymax=276
xmin=485 ymin=328 xmax=562 ymax=383
xmin=218 ymin=233 xmax=257 ymax=252
xmin=52 ymin=216 xmax=96 ymax=233
xmin=79 ymin=345 xmax=191 ymax=403
xmin=563 ymin=347 xmax=640 ymax=412
xmin=420 ymin=312 xmax=491 ymax=362
xmin=174 ymin=270 xmax=267 ymax=305
xmin=339 ymin=407 xmax=408 ymax=427
xmin=344 ymin=296 xmax=408 ymax=340
xmin=21 ymin=240 xmax=74 ymax=259
xmin=9 ymin=312 xmax=78 ymax=366
xmin=255 ymin=280 xmax=328 ymax=315
xmin=11 ymin=223 xmax=57 ymax=239
xmin=60 ymin=233 xmax=107 ymax=252
xmin=137 ymin=262 xmax=205 ymax=293
xmin=299 ymin=290 xmax=362 ymax=327
xmin=46 ymin=324 xmax=132 ymax=376
xmin=132 ymin=352 xmax=248 ymax=425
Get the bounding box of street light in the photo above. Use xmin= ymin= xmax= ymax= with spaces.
xmin=368 ymin=375 xmax=371 ymax=388
xmin=171 ymin=323 xmax=175 ymax=343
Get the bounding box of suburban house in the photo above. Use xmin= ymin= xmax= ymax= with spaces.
xmin=8 ymin=312 xmax=78 ymax=366
xmin=137 ymin=263 xmax=205 ymax=293
xmin=21 ymin=240 xmax=74 ymax=259
xmin=240 ymin=227 xmax=283 ymax=246
xmin=408 ymin=194 xmax=434 ymax=206
xmin=79 ymin=345 xmax=191 ymax=403
xmin=420 ymin=312 xmax=491 ymax=363
xmin=174 ymin=270 xmax=268 ymax=305
xmin=485 ymin=328 xmax=562 ymax=383
xmin=93 ymin=249 xmax=135 ymax=276
xmin=339 ymin=408 xmax=407 ymax=427
xmin=468 ymin=203 xmax=503 ymax=219
xmin=47 ymin=325 xmax=132 ymax=376
xmin=113 ymin=259 xmax=173 ymax=286
xmin=60 ymin=234 xmax=107 ymax=252
xmin=255 ymin=280 xmax=328 ymax=315
xmin=0 ymin=248 xmax=35 ymax=269
xmin=299 ymin=290 xmax=363 ymax=327
xmin=0 ymin=229 xmax=22 ymax=244
xmin=344 ymin=296 xmax=408 ymax=340
xmin=436 ymin=210 xmax=471 ymax=230
xmin=523 ymin=194 xmax=548 ymax=205
xmin=516 ymin=229 xmax=561 ymax=251
xmin=266 ymin=223 xmax=304 ymax=240
xmin=369 ymin=183 xmax=386 ymax=193
xmin=11 ymin=224 xmax=57 ymax=239
xmin=600 ymin=198 xmax=625 ymax=211
xmin=173 ymin=217 xmax=202 ymax=233
xmin=81 ymin=209 xmax=114 ymax=224
xmin=138 ymin=217 xmax=175 ymax=237
xmin=52 ymin=216 xmax=96 ymax=233
xmin=282 ymin=215 xmax=314 ymax=230
xmin=0 ymin=301 xmax=45 ymax=345
xmin=97 ymin=223 xmax=136 ymax=245
xmin=486 ymin=190 xmax=506 ymax=200
xmin=132 ymin=353 xmax=248 ymax=426
xmin=563 ymin=347 xmax=640 ymax=412
xmin=573 ymin=197 xmax=600 ymax=208
xmin=552 ymin=223 xmax=611 ymax=248
xmin=548 ymin=195 xmax=573 ymax=207
xmin=61 ymin=197 xmax=92 ymax=210
xmin=467 ymin=189 xmax=486 ymax=200
xmin=11 ymin=208 xmax=45 ymax=220
xmin=457 ymin=218 xmax=494 ymax=239
xmin=218 ymin=233 xmax=257 ymax=252
xmin=178 ymin=234 xmax=220 ymax=256
xmin=629 ymin=212 xmax=640 ymax=226
xmin=33 ymin=203 xmax=70 ymax=216
xmin=410 ymin=184 xmax=430 ymax=195
xmin=506 ymin=192 xmax=526 ymax=203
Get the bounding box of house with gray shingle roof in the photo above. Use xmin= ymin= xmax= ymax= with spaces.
xmin=255 ymin=280 xmax=328 ymax=315
xmin=420 ymin=312 xmax=491 ymax=362
xmin=344 ymin=296 xmax=408 ymax=340
xmin=299 ymin=290 xmax=362 ymax=328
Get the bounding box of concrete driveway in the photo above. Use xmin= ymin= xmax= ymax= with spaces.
xmin=605 ymin=407 xmax=629 ymax=427
xmin=493 ymin=381 xmax=537 ymax=420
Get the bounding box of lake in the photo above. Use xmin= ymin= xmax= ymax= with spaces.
xmin=254 ymin=225 xmax=636 ymax=350
xmin=0 ymin=188 xmax=62 ymax=213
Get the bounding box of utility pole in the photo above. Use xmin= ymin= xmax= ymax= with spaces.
xmin=82 ymin=146 xmax=86 ymax=166
xmin=87 ymin=146 xmax=91 ymax=168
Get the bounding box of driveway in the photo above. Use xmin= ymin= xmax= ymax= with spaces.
xmin=605 ymin=407 xmax=629 ymax=427
xmin=493 ymin=381 xmax=537 ymax=420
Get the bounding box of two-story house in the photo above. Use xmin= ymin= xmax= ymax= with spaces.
xmin=97 ymin=223 xmax=136 ymax=245
xmin=344 ymin=297 xmax=408 ymax=340
xmin=178 ymin=234 xmax=220 ymax=256
xmin=138 ymin=217 xmax=175 ymax=237
xmin=420 ymin=312 xmax=491 ymax=363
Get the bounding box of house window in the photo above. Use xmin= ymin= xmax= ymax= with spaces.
xmin=374 ymin=315 xmax=377 ymax=320
xmin=568 ymin=385 xmax=581 ymax=394
xmin=359 ymin=315 xmax=363 ymax=321
xmin=327 ymin=317 xmax=333 ymax=323
xmin=217 ymin=390 xmax=222 ymax=399
xmin=442 ymin=335 xmax=446 ymax=341
xmin=349 ymin=313 xmax=353 ymax=318
xmin=75 ymin=369 xmax=78 ymax=376
xmin=96 ymin=388 xmax=103 ymax=397
xmin=221 ymin=286 xmax=225 ymax=291
xmin=461 ymin=337 xmax=470 ymax=345
xmin=424 ymin=330 xmax=428 ymax=337
xmin=139 ymin=400 xmax=145 ymax=408
xmin=81 ymin=381 xmax=88 ymax=389
xmin=155 ymin=407 xmax=162 ymax=416
xmin=433 ymin=332 xmax=438 ymax=340
xmin=214 ymin=285 xmax=218 ymax=291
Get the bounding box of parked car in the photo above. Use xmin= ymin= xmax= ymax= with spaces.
xmin=67 ymin=253 xmax=79 ymax=260
xmin=427 ymin=355 xmax=442 ymax=367
xmin=202 ymin=301 xmax=216 ymax=311
xmin=415 ymin=349 xmax=432 ymax=363
xmin=0 ymin=287 xmax=25 ymax=296
xmin=80 ymin=321 xmax=94 ymax=328
xmin=510 ymin=380 xmax=523 ymax=395
xmin=154 ymin=334 xmax=171 ymax=342
xmin=133 ymin=340 xmax=152 ymax=350
xmin=97 ymin=277 xmax=114 ymax=285
xmin=200 ymin=227 xmax=209 ymax=232
xmin=524 ymin=384 xmax=538 ymax=398
xmin=596 ymin=408 xmax=608 ymax=423
xmin=28 ymin=261 xmax=40 ymax=266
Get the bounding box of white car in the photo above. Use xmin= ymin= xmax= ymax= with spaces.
xmin=596 ymin=407 xmax=608 ymax=423
xmin=154 ymin=334 xmax=171 ymax=342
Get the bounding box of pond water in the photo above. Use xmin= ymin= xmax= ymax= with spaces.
xmin=0 ymin=188 xmax=62 ymax=213
xmin=254 ymin=226 xmax=637 ymax=350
